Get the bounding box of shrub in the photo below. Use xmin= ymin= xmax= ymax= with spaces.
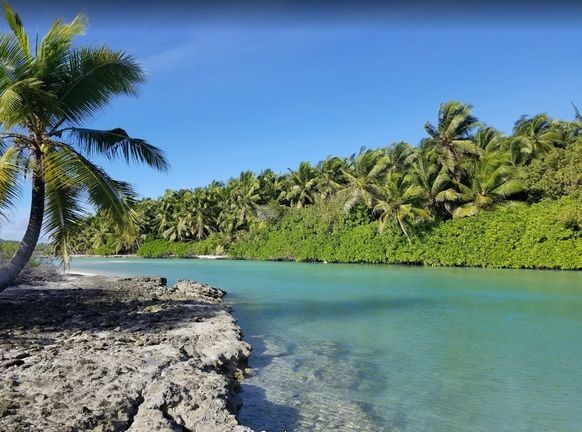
xmin=230 ymin=198 xmax=582 ymax=270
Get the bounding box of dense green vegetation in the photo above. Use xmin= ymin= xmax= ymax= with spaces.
xmin=0 ymin=4 xmax=166 ymax=288
xmin=70 ymin=101 xmax=581 ymax=269
xmin=229 ymin=198 xmax=581 ymax=269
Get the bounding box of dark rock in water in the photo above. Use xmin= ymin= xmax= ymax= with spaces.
xmin=119 ymin=276 xmax=168 ymax=287
xmin=0 ymin=275 xmax=253 ymax=432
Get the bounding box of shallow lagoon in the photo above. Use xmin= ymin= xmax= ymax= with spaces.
xmin=71 ymin=258 xmax=582 ymax=432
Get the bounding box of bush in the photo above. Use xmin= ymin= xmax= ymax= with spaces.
xmin=230 ymin=198 xmax=582 ymax=270
xmin=522 ymin=140 xmax=582 ymax=202
xmin=0 ymin=240 xmax=18 ymax=261
xmin=137 ymin=236 xmax=224 ymax=258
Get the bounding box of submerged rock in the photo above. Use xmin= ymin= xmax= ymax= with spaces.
xmin=0 ymin=275 xmax=253 ymax=432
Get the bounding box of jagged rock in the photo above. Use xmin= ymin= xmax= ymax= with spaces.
xmin=172 ymin=279 xmax=227 ymax=301
xmin=0 ymin=275 xmax=253 ymax=432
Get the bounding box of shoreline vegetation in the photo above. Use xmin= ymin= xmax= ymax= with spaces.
xmin=70 ymin=196 xmax=581 ymax=270
xmin=0 ymin=272 xmax=253 ymax=432
xmin=63 ymin=101 xmax=581 ymax=271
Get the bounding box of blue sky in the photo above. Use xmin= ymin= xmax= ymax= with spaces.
xmin=2 ymin=2 xmax=582 ymax=239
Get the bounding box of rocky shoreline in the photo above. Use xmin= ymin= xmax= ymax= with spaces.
xmin=0 ymin=274 xmax=254 ymax=431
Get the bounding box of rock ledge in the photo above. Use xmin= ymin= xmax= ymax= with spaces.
xmin=0 ymin=275 xmax=253 ymax=432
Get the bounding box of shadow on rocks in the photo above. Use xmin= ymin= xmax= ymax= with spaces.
xmin=0 ymin=276 xmax=223 ymax=336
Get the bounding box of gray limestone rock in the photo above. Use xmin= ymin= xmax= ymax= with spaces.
xmin=0 ymin=274 xmax=253 ymax=432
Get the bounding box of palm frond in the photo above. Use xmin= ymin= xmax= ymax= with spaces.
xmin=436 ymin=188 xmax=460 ymax=203
xmin=0 ymin=33 xmax=29 ymax=84
xmin=54 ymin=47 xmax=146 ymax=126
xmin=44 ymin=142 xmax=137 ymax=231
xmin=36 ymin=12 xmax=87 ymax=81
xmin=57 ymin=127 xmax=168 ymax=171
xmin=492 ymin=179 xmax=525 ymax=198
xmin=43 ymin=180 xmax=84 ymax=265
xmin=453 ymin=202 xmax=480 ymax=219
xmin=2 ymin=2 xmax=30 ymax=60
xmin=0 ymin=144 xmax=21 ymax=221
xmin=0 ymin=77 xmax=59 ymax=127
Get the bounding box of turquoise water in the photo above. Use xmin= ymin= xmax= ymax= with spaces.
xmin=70 ymin=258 xmax=582 ymax=432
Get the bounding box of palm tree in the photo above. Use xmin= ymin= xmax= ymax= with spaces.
xmin=188 ymin=188 xmax=215 ymax=240
xmin=226 ymin=171 xmax=261 ymax=227
xmin=315 ymin=156 xmax=346 ymax=200
xmin=283 ymin=161 xmax=318 ymax=208
xmin=441 ymin=152 xmax=525 ymax=219
xmin=423 ymin=101 xmax=481 ymax=182
xmin=384 ymin=141 xmax=416 ymax=173
xmin=411 ymin=147 xmax=451 ymax=215
xmin=512 ymin=114 xmax=562 ymax=160
xmin=256 ymin=169 xmax=279 ymax=203
xmin=0 ymin=4 xmax=167 ymax=289
xmin=341 ymin=148 xmax=390 ymax=211
xmin=474 ymin=127 xmax=502 ymax=153
xmin=372 ymin=172 xmax=431 ymax=243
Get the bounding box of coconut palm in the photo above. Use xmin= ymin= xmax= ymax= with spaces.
xmin=474 ymin=127 xmax=502 ymax=153
xmin=411 ymin=147 xmax=451 ymax=215
xmin=0 ymin=5 xmax=167 ymax=289
xmin=188 ymin=189 xmax=215 ymax=240
xmin=341 ymin=148 xmax=390 ymax=211
xmin=384 ymin=141 xmax=416 ymax=173
xmin=315 ymin=156 xmax=346 ymax=200
xmin=257 ymin=169 xmax=281 ymax=204
xmin=423 ymin=101 xmax=481 ymax=181
xmin=372 ymin=172 xmax=431 ymax=243
xmin=443 ymin=152 xmax=525 ymax=218
xmin=283 ymin=161 xmax=318 ymax=208
xmin=512 ymin=114 xmax=563 ymax=160
xmin=226 ymin=171 xmax=261 ymax=227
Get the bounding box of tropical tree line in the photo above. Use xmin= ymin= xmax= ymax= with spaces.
xmin=70 ymin=101 xmax=582 ymax=255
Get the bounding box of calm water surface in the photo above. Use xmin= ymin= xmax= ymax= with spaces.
xmin=70 ymin=258 xmax=582 ymax=432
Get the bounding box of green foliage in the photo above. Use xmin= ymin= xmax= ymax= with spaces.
xmin=522 ymin=140 xmax=582 ymax=202
xmin=68 ymin=100 xmax=581 ymax=270
xmin=231 ymin=198 xmax=582 ymax=270
xmin=137 ymin=236 xmax=225 ymax=258
xmin=0 ymin=240 xmax=18 ymax=260
xmin=0 ymin=239 xmax=42 ymax=266
xmin=0 ymin=2 xmax=165 ymax=283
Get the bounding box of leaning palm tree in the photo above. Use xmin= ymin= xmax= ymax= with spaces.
xmin=0 ymin=4 xmax=167 ymax=289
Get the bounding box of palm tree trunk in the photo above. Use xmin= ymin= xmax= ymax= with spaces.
xmin=397 ymin=216 xmax=412 ymax=244
xmin=0 ymin=167 xmax=45 ymax=291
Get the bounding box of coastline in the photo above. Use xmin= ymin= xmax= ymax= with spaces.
xmin=70 ymin=253 xmax=582 ymax=272
xmin=0 ymin=273 xmax=253 ymax=431
xmin=69 ymin=254 xmax=229 ymax=260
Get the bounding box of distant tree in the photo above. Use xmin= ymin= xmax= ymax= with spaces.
xmin=423 ymin=101 xmax=481 ymax=182
xmin=341 ymin=149 xmax=390 ymax=211
xmin=440 ymin=152 xmax=525 ymax=218
xmin=512 ymin=114 xmax=563 ymax=160
xmin=372 ymin=172 xmax=431 ymax=243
